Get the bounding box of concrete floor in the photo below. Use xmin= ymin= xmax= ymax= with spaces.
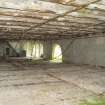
xmin=0 ymin=61 xmax=105 ymax=105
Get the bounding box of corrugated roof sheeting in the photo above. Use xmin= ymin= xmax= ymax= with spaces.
xmin=0 ymin=0 xmax=104 ymax=40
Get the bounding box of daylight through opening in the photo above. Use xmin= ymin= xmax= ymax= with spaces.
xmin=52 ymin=44 xmax=62 ymax=63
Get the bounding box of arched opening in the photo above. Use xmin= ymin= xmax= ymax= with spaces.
xmin=52 ymin=44 xmax=62 ymax=63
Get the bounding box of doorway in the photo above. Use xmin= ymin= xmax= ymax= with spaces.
xmin=52 ymin=44 xmax=62 ymax=62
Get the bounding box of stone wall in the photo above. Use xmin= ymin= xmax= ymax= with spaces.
xmin=51 ymin=37 xmax=105 ymax=66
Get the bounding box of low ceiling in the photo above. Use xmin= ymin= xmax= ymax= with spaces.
xmin=0 ymin=0 xmax=105 ymax=40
